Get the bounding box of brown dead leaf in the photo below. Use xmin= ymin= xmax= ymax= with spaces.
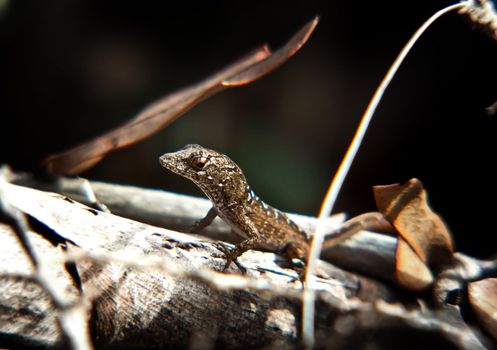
xmin=395 ymin=238 xmax=433 ymax=291
xmin=373 ymin=178 xmax=454 ymax=268
xmin=468 ymin=278 xmax=497 ymax=341
xmin=43 ymin=17 xmax=319 ymax=176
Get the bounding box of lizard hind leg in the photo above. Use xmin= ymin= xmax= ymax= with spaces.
xmin=280 ymin=242 xmax=307 ymax=287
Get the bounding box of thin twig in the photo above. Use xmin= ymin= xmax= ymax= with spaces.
xmin=0 ymin=177 xmax=94 ymax=350
xmin=64 ymin=250 xmax=308 ymax=299
xmin=302 ymin=2 xmax=468 ymax=347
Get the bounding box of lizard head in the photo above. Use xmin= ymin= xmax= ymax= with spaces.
xmin=159 ymin=144 xmax=248 ymax=203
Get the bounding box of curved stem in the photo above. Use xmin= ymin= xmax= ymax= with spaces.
xmin=302 ymin=2 xmax=468 ymax=348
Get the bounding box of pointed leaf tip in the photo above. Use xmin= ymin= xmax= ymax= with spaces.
xmin=222 ymin=16 xmax=319 ymax=87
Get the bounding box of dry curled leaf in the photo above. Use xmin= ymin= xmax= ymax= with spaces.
xmin=468 ymin=278 xmax=497 ymax=341
xmin=373 ymin=178 xmax=454 ymax=268
xmin=395 ymin=237 xmax=433 ymax=291
xmin=43 ymin=17 xmax=319 ymax=176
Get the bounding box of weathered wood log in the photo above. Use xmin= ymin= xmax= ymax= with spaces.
xmin=13 ymin=174 xmax=397 ymax=281
xmin=0 ymin=179 xmax=491 ymax=349
xmin=0 ymin=181 xmax=398 ymax=349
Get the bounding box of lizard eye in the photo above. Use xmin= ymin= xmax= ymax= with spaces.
xmin=291 ymin=258 xmax=305 ymax=268
xmin=192 ymin=157 xmax=208 ymax=170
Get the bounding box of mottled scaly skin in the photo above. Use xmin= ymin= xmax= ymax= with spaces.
xmin=159 ymin=144 xmax=309 ymax=270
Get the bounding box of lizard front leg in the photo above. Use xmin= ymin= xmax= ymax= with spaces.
xmin=216 ymin=237 xmax=258 ymax=273
xmin=189 ymin=206 xmax=218 ymax=233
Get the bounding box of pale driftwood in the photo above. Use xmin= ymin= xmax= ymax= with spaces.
xmin=14 ymin=174 xmax=397 ymax=281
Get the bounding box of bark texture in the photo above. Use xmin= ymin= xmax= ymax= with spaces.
xmin=0 ymin=178 xmax=493 ymax=349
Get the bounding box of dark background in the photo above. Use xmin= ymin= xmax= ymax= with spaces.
xmin=0 ymin=1 xmax=496 ymax=257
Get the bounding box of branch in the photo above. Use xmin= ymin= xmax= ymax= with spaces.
xmin=0 ymin=180 xmax=396 ymax=349
xmin=13 ymin=173 xmax=397 ymax=281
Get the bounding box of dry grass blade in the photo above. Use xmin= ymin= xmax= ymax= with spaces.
xmin=43 ymin=48 xmax=267 ymax=176
xmin=0 ymin=178 xmax=93 ymax=350
xmin=43 ymin=17 xmax=319 ymax=176
xmin=302 ymin=3 xmax=465 ymax=348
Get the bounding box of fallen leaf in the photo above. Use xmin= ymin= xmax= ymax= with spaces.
xmin=373 ymin=178 xmax=453 ymax=268
xmin=43 ymin=17 xmax=319 ymax=176
xmin=468 ymin=278 xmax=497 ymax=341
xmin=395 ymin=237 xmax=433 ymax=291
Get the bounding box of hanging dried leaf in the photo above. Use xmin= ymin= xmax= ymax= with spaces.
xmin=373 ymin=178 xmax=454 ymax=268
xmin=43 ymin=17 xmax=319 ymax=176
xmin=395 ymin=238 xmax=433 ymax=291
xmin=468 ymin=278 xmax=497 ymax=341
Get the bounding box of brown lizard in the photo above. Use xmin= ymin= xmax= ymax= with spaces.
xmin=159 ymin=144 xmax=310 ymax=271
xmin=159 ymin=144 xmax=388 ymax=272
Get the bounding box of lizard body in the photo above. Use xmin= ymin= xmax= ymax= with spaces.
xmin=159 ymin=144 xmax=309 ymax=270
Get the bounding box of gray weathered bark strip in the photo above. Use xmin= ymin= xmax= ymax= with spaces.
xmin=13 ymin=174 xmax=397 ymax=281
